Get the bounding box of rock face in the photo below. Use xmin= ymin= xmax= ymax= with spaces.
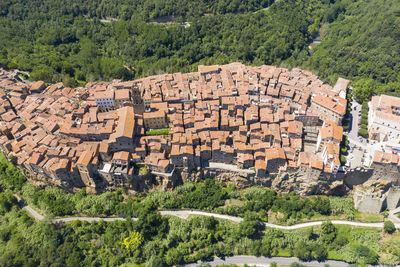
xmin=270 ymin=170 xmax=348 ymax=196
xmin=353 ymin=179 xmax=397 ymax=214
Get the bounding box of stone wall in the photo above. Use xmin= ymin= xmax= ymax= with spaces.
xmin=386 ymin=187 xmax=400 ymax=210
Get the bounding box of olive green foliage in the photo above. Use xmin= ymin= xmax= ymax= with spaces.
xmin=358 ymin=102 xmax=369 ymax=137
xmin=384 ymin=221 xmax=396 ymax=234
xmin=334 ymin=226 xmax=380 ymax=264
xmin=138 ymin=165 xmax=150 ymax=177
xmin=339 ymin=135 xmax=348 ymax=165
xmin=0 ymin=0 xmax=330 ymax=84
xmin=0 ymin=199 xmax=167 ymax=266
xmin=306 ymin=0 xmax=400 ymax=102
xmin=358 ymin=128 xmax=368 ymax=137
xmin=145 ymin=128 xmax=170 ymax=136
xmin=329 ymin=196 xmax=355 ymax=220
xmin=0 ymin=190 xmax=17 ymax=215
xmin=148 ymin=183 xmax=332 ymax=221
xmin=0 ymin=153 xmax=26 ymax=191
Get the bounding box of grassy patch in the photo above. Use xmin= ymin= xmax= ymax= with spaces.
xmin=275 ymin=249 xmax=291 ymax=257
xmin=354 ymin=211 xmax=384 ymax=222
xmin=223 ymin=199 xmax=245 ymax=208
xmin=145 ymin=128 xmax=170 ymax=136
xmin=328 ymin=250 xmax=344 ymax=261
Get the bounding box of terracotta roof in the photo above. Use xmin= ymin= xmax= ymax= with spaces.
xmin=115 ymin=106 xmax=135 ymax=138
xmin=76 ymin=150 xmax=93 ymax=166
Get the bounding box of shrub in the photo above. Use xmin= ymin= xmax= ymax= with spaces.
xmin=384 ymin=221 xmax=396 ymax=234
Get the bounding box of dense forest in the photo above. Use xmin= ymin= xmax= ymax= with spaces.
xmin=306 ymin=0 xmax=400 ymax=102
xmin=0 ymin=0 xmax=328 ymax=85
xmin=1 ymin=0 xmax=398 ymax=102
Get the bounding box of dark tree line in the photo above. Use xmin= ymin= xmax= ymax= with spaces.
xmin=0 ymin=0 xmax=331 ymax=86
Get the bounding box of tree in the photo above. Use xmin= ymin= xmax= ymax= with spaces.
xmin=384 ymin=221 xmax=396 ymax=234
xmin=165 ymin=248 xmax=184 ymax=266
xmin=321 ymin=221 xmax=337 ymax=244
xmin=0 ymin=191 xmax=18 ymax=214
xmin=294 ymin=241 xmax=310 ymax=260
xmin=237 ymin=211 xmax=264 ymax=239
xmin=358 ymin=128 xmax=368 ymax=138
xmin=122 ymin=231 xmax=144 ymax=251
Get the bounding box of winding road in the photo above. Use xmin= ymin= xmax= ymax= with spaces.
xmin=15 ymin=197 xmax=400 ymax=266
xmin=16 ymin=196 xmax=400 ymax=229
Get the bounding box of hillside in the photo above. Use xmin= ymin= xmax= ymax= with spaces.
xmin=0 ymin=0 xmax=327 ymax=85
xmin=306 ymin=0 xmax=400 ymax=102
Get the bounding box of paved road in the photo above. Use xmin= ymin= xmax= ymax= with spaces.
xmin=344 ymin=98 xmax=387 ymax=168
xmin=347 ymin=98 xmax=361 ymax=142
xmin=160 ymin=210 xmax=244 ymax=223
xmin=53 ymin=217 xmax=130 ymax=223
xmin=18 ymin=198 xmax=400 ymax=229
xmin=185 ymin=256 xmax=349 ymax=267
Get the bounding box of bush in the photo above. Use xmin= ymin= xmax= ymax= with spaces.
xmin=384 ymin=221 xmax=396 ymax=234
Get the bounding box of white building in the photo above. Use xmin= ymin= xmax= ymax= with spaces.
xmin=368 ymin=95 xmax=400 ymax=142
xmin=94 ymin=90 xmax=115 ymax=111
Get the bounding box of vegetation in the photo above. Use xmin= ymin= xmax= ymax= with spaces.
xmin=384 ymin=221 xmax=396 ymax=234
xmin=0 ymin=153 xmax=26 ymax=191
xmin=358 ymin=102 xmax=369 ymax=137
xmin=0 ymin=149 xmax=398 ymax=265
xmin=1 ymin=190 xmax=395 ymax=266
xmin=340 ymin=135 xmax=349 ymax=165
xmin=306 ymin=0 xmax=400 ymax=103
xmin=0 ymin=0 xmax=333 ymax=86
xmin=0 ymin=0 xmax=397 ymax=100
xmin=145 ymin=128 xmax=170 ymax=136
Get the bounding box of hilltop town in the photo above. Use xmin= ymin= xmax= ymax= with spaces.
xmin=0 ymin=64 xmax=399 ymax=212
